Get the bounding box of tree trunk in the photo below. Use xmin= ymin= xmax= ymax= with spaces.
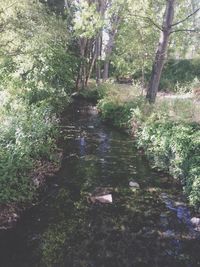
xmin=146 ymin=0 xmax=176 ymax=103
xmin=85 ymin=39 xmax=96 ymax=86
xmin=76 ymin=38 xmax=88 ymax=90
xmin=96 ymin=34 xmax=102 ymax=84
xmin=103 ymin=61 xmax=109 ymax=81
xmin=82 ymin=0 xmax=106 ymax=86
xmin=103 ymin=28 xmax=117 ymax=81
xmin=96 ymin=0 xmax=106 ymax=84
xmin=102 ymin=8 xmax=122 ymax=82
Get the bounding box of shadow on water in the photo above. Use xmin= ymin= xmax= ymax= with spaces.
xmin=0 ymin=100 xmax=200 ymax=267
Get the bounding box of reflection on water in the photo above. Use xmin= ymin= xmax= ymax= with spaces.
xmin=0 ymin=101 xmax=200 ymax=267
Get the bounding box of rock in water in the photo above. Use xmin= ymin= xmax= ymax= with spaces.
xmin=161 ymin=229 xmax=176 ymax=238
xmin=129 ymin=181 xmax=140 ymax=189
xmin=89 ymin=194 xmax=113 ymax=204
xmin=191 ymin=217 xmax=200 ymax=226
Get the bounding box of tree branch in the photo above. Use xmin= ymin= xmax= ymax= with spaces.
xmin=132 ymin=14 xmax=162 ymax=31
xmin=171 ymin=7 xmax=200 ymax=27
xmin=170 ymin=28 xmax=199 ymax=34
xmin=147 ymin=17 xmax=163 ymax=31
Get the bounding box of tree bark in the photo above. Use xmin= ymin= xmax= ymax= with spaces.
xmin=86 ymin=0 xmax=106 ymax=85
xmin=76 ymin=38 xmax=88 ymax=90
xmin=95 ymin=0 xmax=106 ymax=84
xmin=95 ymin=34 xmax=102 ymax=84
xmin=103 ymin=24 xmax=118 ymax=81
xmin=146 ymin=0 xmax=176 ymax=103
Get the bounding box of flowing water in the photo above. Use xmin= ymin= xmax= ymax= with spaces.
xmin=0 ymin=101 xmax=200 ymax=267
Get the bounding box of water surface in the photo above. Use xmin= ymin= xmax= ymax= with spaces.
xmin=0 ymin=101 xmax=200 ymax=267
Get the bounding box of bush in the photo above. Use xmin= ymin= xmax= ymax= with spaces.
xmin=133 ymin=58 xmax=200 ymax=92
xmin=136 ymin=121 xmax=200 ymax=206
xmin=161 ymin=59 xmax=200 ymax=90
xmin=96 ymin=82 xmax=200 ymax=207
xmin=0 ymin=100 xmax=59 ymax=203
xmin=97 ymin=82 xmax=144 ymax=128
xmin=0 ymin=0 xmax=76 ymax=205
xmin=159 ymin=59 xmax=200 ymax=92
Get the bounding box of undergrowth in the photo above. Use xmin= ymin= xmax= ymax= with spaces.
xmin=95 ymin=82 xmax=200 ymax=207
xmin=0 ymin=0 xmax=74 ymax=205
xmin=0 ymin=94 xmax=69 ymax=203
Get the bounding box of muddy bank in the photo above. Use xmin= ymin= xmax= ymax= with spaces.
xmin=0 ymin=151 xmax=63 ymax=230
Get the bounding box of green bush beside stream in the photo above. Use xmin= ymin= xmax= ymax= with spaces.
xmin=95 ymin=83 xmax=200 ymax=207
xmin=0 ymin=0 xmax=75 ymax=204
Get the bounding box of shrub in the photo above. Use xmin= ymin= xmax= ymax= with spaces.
xmin=158 ymin=59 xmax=200 ymax=92
xmin=133 ymin=58 xmax=200 ymax=92
xmin=97 ymin=83 xmax=144 ymax=128
xmin=134 ymin=117 xmax=200 ymax=206
xmin=0 ymin=0 xmax=75 ymax=205
xmin=0 ymin=101 xmax=59 ymax=203
xmin=96 ymin=82 xmax=200 ymax=207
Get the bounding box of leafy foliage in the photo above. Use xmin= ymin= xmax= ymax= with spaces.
xmin=97 ymin=82 xmax=144 ymax=128
xmin=0 ymin=0 xmax=76 ymax=203
xmin=96 ymin=83 xmax=200 ymax=207
xmin=136 ymin=120 xmax=200 ymax=206
xmin=0 ymin=98 xmax=60 ymax=203
xmin=157 ymin=59 xmax=200 ymax=91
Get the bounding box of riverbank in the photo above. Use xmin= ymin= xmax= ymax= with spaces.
xmin=0 ymin=151 xmax=62 ymax=230
xmin=0 ymin=96 xmax=69 ymax=229
xmin=82 ymin=83 xmax=200 ymax=209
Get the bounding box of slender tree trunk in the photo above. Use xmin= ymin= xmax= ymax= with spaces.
xmin=95 ymin=0 xmax=106 ymax=84
xmin=103 ymin=11 xmax=122 ymax=82
xmin=85 ymin=33 xmax=102 ymax=86
xmin=84 ymin=39 xmax=93 ymax=87
xmin=191 ymin=0 xmax=198 ymax=56
xmin=76 ymin=38 xmax=87 ymax=90
xmin=103 ymin=29 xmax=116 ymax=81
xmin=103 ymin=61 xmax=109 ymax=81
xmin=85 ymin=39 xmax=96 ymax=86
xmin=85 ymin=0 xmax=107 ymax=86
xmin=146 ymin=0 xmax=176 ymax=103
xmin=96 ymin=34 xmax=102 ymax=84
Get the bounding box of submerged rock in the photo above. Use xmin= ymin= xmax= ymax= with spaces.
xmin=88 ymin=125 xmax=94 ymax=129
xmin=71 ymin=92 xmax=79 ymax=98
xmin=191 ymin=217 xmax=200 ymax=228
xmin=146 ymin=187 xmax=158 ymax=193
xmin=160 ymin=229 xmax=176 ymax=238
xmin=129 ymin=181 xmax=140 ymax=189
xmin=88 ymin=194 xmax=113 ymax=204
xmin=191 ymin=217 xmax=200 ymax=225
xmin=87 ymin=187 xmax=113 ymax=204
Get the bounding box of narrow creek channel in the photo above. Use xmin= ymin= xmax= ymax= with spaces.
xmin=0 ymin=101 xmax=200 ymax=267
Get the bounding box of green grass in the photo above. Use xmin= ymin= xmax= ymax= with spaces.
xmin=93 ymin=82 xmax=200 ymax=207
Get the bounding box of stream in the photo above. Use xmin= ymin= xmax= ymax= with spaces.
xmin=0 ymin=101 xmax=200 ymax=267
